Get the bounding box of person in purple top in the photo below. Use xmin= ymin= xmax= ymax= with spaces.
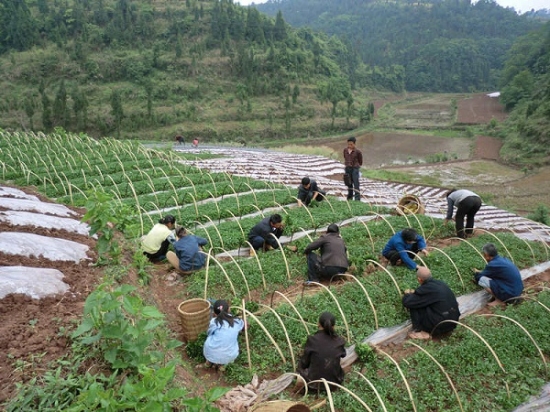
xmin=382 ymin=228 xmax=429 ymax=271
xmin=473 ymin=243 xmax=524 ymax=306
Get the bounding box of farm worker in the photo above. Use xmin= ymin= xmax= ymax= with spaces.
xmin=303 ymin=224 xmax=348 ymax=285
xmin=175 ymin=135 xmax=185 ymax=145
xmin=247 ymin=214 xmax=284 ymax=254
xmin=166 ymin=227 xmax=208 ymax=274
xmin=402 ymin=267 xmax=460 ymax=340
xmin=297 ymin=176 xmax=327 ymax=207
xmin=297 ymin=312 xmax=346 ymax=391
xmin=192 ymin=138 xmax=199 ymax=147
xmin=343 ymin=136 xmax=363 ymax=201
xmin=141 ymin=215 xmax=176 ymax=263
xmin=444 ymin=189 xmax=482 ymax=239
xmin=382 ymin=228 xmax=429 ymax=270
xmin=202 ymin=300 xmax=246 ymax=371
xmin=473 ymin=243 xmax=524 ymax=306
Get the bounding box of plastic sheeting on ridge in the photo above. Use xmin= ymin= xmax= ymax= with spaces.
xmin=0 ymin=266 xmax=69 ymax=299
xmin=0 ymin=232 xmax=89 ymax=262
xmin=0 ymin=186 xmax=40 ymax=201
xmin=0 ymin=197 xmax=77 ymax=217
xmin=0 ymin=211 xmax=90 ymax=236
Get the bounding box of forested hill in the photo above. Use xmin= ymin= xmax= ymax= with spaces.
xmin=256 ymin=0 xmax=542 ymax=92
xmin=0 ymin=0 xmax=372 ymax=140
xmin=499 ymin=22 xmax=550 ymax=164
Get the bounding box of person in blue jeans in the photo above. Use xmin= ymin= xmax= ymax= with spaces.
xmin=473 ymin=243 xmax=523 ymax=306
xmin=343 ymin=136 xmax=363 ymax=201
xmin=203 ymin=300 xmax=245 ymax=371
xmin=382 ymin=228 xmax=429 ymax=270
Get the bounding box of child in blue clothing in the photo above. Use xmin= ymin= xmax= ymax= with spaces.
xmin=203 ymin=300 xmax=245 ymax=371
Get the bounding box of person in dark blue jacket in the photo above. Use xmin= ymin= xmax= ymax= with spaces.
xmin=474 ymin=243 xmax=523 ymax=305
xmin=247 ymin=214 xmax=284 ymax=253
xmin=382 ymin=228 xmax=429 ymax=271
xmin=167 ymin=227 xmax=208 ymax=274
xmin=297 ymin=177 xmax=326 ymax=207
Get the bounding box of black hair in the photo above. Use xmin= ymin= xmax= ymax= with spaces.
xmin=159 ymin=215 xmax=176 ymax=225
xmin=269 ymin=214 xmax=283 ymax=225
xmin=327 ymin=224 xmax=339 ymax=233
xmin=319 ymin=312 xmax=338 ymax=337
xmin=213 ymin=299 xmax=235 ymax=327
xmin=301 ymin=177 xmax=311 ymax=186
xmin=482 ymin=243 xmax=498 ymax=258
xmin=401 ymin=228 xmax=418 ymax=242
xmin=445 ymin=189 xmax=456 ymax=198
xmin=176 ymin=227 xmax=186 ymax=238
xmin=347 ymin=136 xmax=356 ymax=143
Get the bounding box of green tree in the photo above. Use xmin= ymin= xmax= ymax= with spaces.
xmin=318 ymin=77 xmax=351 ymax=128
xmin=53 ymin=80 xmax=68 ymax=128
xmin=1 ymin=0 xmax=38 ymax=52
xmin=41 ymin=91 xmax=53 ymax=131
xmin=23 ymin=94 xmax=35 ymax=131
xmin=292 ymin=84 xmax=300 ymax=104
xmin=273 ymin=11 xmax=287 ymax=42
xmin=110 ymin=89 xmax=125 ymax=138
xmin=71 ymin=85 xmax=88 ymax=130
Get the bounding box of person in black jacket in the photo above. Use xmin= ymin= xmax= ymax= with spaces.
xmin=303 ymin=224 xmax=348 ymax=284
xmin=247 ymin=214 xmax=284 ymax=253
xmin=298 ymin=312 xmax=346 ymax=391
xmin=402 ymin=267 xmax=460 ymax=339
xmin=297 ymin=177 xmax=326 ymax=207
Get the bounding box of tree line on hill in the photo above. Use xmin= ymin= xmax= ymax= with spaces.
xmin=256 ymin=0 xmax=542 ymax=92
xmin=0 ymin=0 xmax=389 ymax=138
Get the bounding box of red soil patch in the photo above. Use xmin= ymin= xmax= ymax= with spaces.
xmin=457 ymin=93 xmax=508 ymax=124
xmin=473 ymin=136 xmax=503 ymax=161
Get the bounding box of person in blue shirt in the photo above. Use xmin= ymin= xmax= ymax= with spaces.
xmin=473 ymin=243 xmax=524 ymax=306
xmin=203 ymin=300 xmax=245 ymax=371
xmin=382 ymin=228 xmax=429 ymax=271
xmin=166 ymin=227 xmax=208 ymax=274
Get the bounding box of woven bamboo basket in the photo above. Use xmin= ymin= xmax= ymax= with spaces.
xmin=396 ymin=194 xmax=425 ymax=216
xmin=177 ymin=298 xmax=211 ymax=342
xmin=250 ymin=400 xmax=310 ymax=412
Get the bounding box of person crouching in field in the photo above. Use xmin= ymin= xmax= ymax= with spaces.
xmin=298 ymin=312 xmax=346 ymax=392
xmin=297 ymin=177 xmax=326 ymax=207
xmin=402 ymin=267 xmax=460 ymax=340
xmin=166 ymin=227 xmax=208 ymax=274
xmin=202 ymin=300 xmax=246 ymax=371
xmin=382 ymin=228 xmax=429 ymax=271
xmin=141 ymin=215 xmax=176 ymax=263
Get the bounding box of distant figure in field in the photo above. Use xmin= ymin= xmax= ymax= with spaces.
xmin=445 ymin=189 xmax=482 ymax=239
xmin=382 ymin=228 xmax=429 ymax=271
xmin=343 ymin=136 xmax=363 ymax=201
xmin=297 ymin=177 xmax=326 ymax=207
xmin=175 ymin=135 xmax=185 ymax=145
xmin=473 ymin=243 xmax=524 ymax=306
xmin=166 ymin=227 xmax=208 ymax=274
xmin=141 ymin=215 xmax=176 ymax=263
xmin=298 ymin=312 xmax=346 ymax=391
xmin=192 ymin=138 xmax=199 ymax=148
xmin=402 ymin=266 xmax=460 ymax=340
xmin=247 ymin=214 xmax=284 ymax=254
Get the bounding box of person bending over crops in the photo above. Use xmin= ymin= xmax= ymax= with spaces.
xmin=298 ymin=312 xmax=346 ymax=391
xmin=297 ymin=177 xmax=326 ymax=207
xmin=473 ymin=243 xmax=524 ymax=306
xmin=166 ymin=227 xmax=208 ymax=274
xmin=382 ymin=228 xmax=429 ymax=271
xmin=445 ymin=189 xmax=482 ymax=239
xmin=402 ymin=267 xmax=460 ymax=340
xmin=203 ymin=300 xmax=245 ymax=371
xmin=247 ymin=214 xmax=284 ymax=254
xmin=141 ymin=215 xmax=176 ymax=263
xmin=303 ymin=224 xmax=348 ymax=285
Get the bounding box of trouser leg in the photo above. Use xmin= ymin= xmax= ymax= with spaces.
xmin=464 ymin=197 xmax=482 ymax=235
xmin=352 ymin=168 xmax=360 ymax=201
xmin=306 ymin=252 xmax=321 ymax=281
